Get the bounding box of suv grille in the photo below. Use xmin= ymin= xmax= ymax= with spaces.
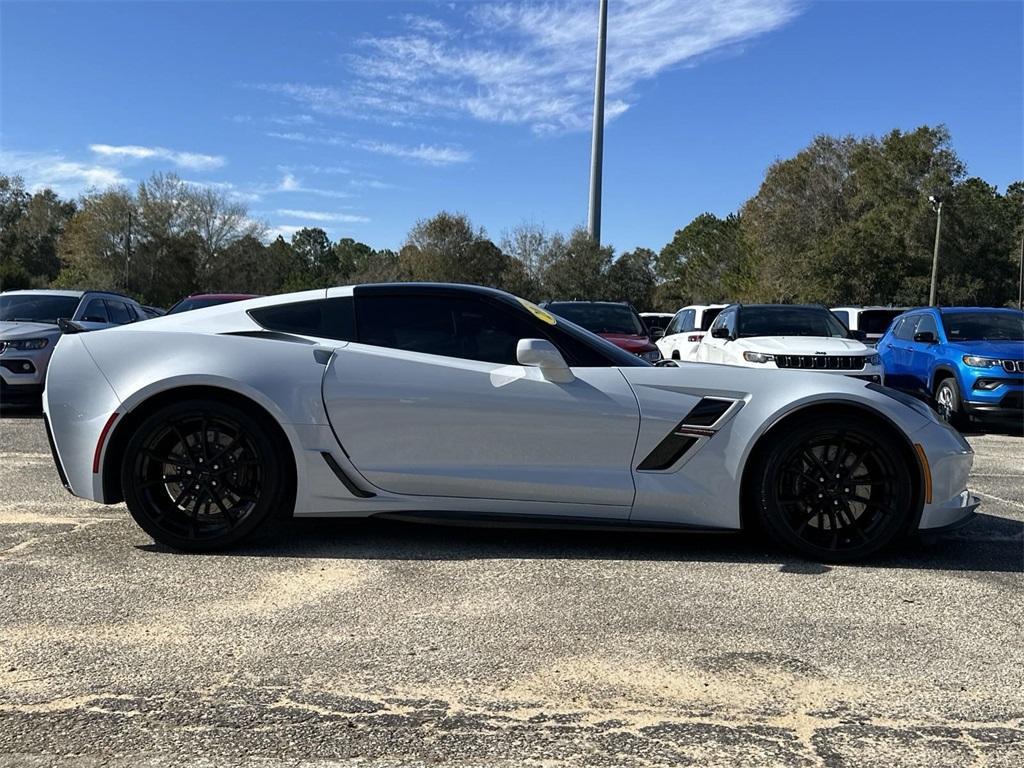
xmin=775 ymin=355 xmax=866 ymax=370
xmin=1002 ymin=360 xmax=1024 ymax=374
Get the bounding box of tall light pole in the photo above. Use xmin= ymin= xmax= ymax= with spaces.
xmin=928 ymin=195 xmax=943 ymax=307
xmin=587 ymin=0 xmax=608 ymax=244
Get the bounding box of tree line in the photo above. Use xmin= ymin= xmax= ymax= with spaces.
xmin=2 ymin=125 xmax=1021 ymax=310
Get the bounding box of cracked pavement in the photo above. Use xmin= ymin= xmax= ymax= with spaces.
xmin=0 ymin=414 xmax=1022 ymax=767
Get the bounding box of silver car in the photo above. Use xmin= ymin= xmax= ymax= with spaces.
xmin=0 ymin=289 xmax=146 ymax=408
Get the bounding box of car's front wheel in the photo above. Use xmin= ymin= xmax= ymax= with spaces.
xmin=748 ymin=414 xmax=917 ymax=562
xmin=121 ymin=398 xmax=292 ymax=551
xmin=934 ymin=377 xmax=965 ymax=428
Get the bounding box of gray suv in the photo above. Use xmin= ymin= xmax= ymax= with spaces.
xmin=0 ymin=289 xmax=147 ymax=408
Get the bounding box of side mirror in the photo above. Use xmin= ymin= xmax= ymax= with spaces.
xmin=913 ymin=331 xmax=937 ymax=344
xmin=711 ymin=327 xmax=732 ymax=340
xmin=651 ymin=328 xmax=665 ymax=340
xmin=516 ymin=338 xmax=574 ymax=383
xmin=848 ymin=329 xmax=867 ymax=341
xmin=57 ymin=318 xmax=86 ymax=334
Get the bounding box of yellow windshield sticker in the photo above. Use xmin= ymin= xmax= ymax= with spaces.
xmin=518 ymin=298 xmax=557 ymax=325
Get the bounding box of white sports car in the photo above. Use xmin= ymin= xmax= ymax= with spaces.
xmin=43 ymin=283 xmax=978 ymax=561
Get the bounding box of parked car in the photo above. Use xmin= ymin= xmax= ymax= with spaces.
xmin=831 ymin=306 xmax=909 ymax=345
xmin=657 ymin=304 xmax=728 ymax=361
xmin=639 ymin=312 xmax=675 ymax=339
xmin=140 ymin=305 xmax=166 ymax=319
xmin=877 ymin=307 xmax=1024 ymax=427
xmin=0 ymin=289 xmax=147 ymax=408
xmin=541 ymin=300 xmax=661 ymax=362
xmin=43 ymin=282 xmax=977 ymax=562
xmin=167 ymin=293 xmax=261 ymax=314
xmin=694 ymin=304 xmax=881 ymax=381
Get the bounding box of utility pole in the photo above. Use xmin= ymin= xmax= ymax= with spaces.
xmin=587 ymin=0 xmax=608 ymax=245
xmin=928 ymin=196 xmax=943 ymax=307
xmin=124 ymin=208 xmax=133 ymax=290
xmin=1018 ymin=234 xmax=1022 ymax=311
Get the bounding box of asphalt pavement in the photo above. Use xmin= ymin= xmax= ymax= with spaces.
xmin=0 ymin=413 xmax=1021 ymax=767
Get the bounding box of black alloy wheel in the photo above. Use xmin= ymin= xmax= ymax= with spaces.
xmin=751 ymin=415 xmax=916 ymax=562
xmin=121 ymin=399 xmax=291 ymax=551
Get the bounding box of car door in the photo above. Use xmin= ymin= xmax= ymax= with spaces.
xmin=659 ymin=309 xmax=692 ymax=359
xmin=906 ymin=313 xmax=939 ymax=395
xmin=880 ymin=315 xmax=915 ymax=390
xmin=320 ymin=290 xmax=640 ymax=514
xmin=697 ymin=307 xmax=735 ymax=363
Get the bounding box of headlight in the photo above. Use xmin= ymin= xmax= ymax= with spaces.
xmin=743 ymin=351 xmax=775 ymax=364
xmin=962 ymin=355 xmax=1000 ymax=368
xmin=6 ymin=338 xmax=49 ymax=351
xmin=640 ymin=349 xmax=662 ymax=363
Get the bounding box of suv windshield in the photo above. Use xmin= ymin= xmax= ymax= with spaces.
xmin=168 ymin=296 xmax=244 ymax=314
xmin=739 ymin=306 xmax=849 ymax=338
xmin=545 ymin=303 xmax=645 ymax=335
xmin=0 ymin=294 xmax=80 ymax=324
xmin=942 ymin=312 xmax=1024 ymax=341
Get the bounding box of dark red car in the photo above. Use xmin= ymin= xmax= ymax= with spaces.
xmin=540 ymin=301 xmax=662 ymax=362
xmin=166 ymin=294 xmax=262 ymax=315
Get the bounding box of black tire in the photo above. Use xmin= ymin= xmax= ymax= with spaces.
xmin=934 ymin=377 xmax=965 ymax=429
xmin=121 ymin=398 xmax=293 ymax=551
xmin=748 ymin=414 xmax=917 ymax=563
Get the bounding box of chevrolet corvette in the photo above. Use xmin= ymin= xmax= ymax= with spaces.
xmin=42 ymin=283 xmax=979 ymax=561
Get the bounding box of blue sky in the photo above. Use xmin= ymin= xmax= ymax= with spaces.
xmin=2 ymin=1 xmax=1021 ymax=253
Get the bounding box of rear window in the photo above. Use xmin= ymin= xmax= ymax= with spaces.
xmin=859 ymin=309 xmax=905 ymax=335
xmin=699 ymin=307 xmax=724 ymax=330
xmin=545 ymin=303 xmax=645 ymax=336
xmin=249 ymin=298 xmax=355 ymax=341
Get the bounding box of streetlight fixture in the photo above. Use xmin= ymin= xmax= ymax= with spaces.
xmin=587 ymin=0 xmax=609 ymax=245
xmin=927 ymin=194 xmax=944 ymax=307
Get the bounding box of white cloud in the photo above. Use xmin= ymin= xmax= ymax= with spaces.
xmin=89 ymin=143 xmax=226 ymax=170
xmin=0 ymin=149 xmax=130 ymax=196
xmin=275 ymin=208 xmax=369 ymax=224
xmin=266 ymin=130 xmax=470 ymax=166
xmin=266 ymin=224 xmax=303 ymax=241
xmin=262 ymin=1 xmax=800 ymax=135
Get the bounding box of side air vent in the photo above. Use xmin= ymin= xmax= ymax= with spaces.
xmin=636 ymin=397 xmax=738 ymax=471
xmin=321 ymin=452 xmax=375 ymax=498
xmin=683 ymin=397 xmax=733 ymax=426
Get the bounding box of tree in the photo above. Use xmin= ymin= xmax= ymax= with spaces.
xmin=400 ymin=212 xmax=511 ymax=287
xmin=537 ymin=229 xmax=612 ymax=300
xmin=184 ymin=185 xmax=265 ymax=290
xmin=289 ymin=227 xmax=336 ymax=289
xmin=607 ymin=247 xmax=656 ymax=309
xmin=55 ymin=188 xmax=135 ymax=291
xmin=657 ymin=213 xmax=750 ymax=306
xmin=334 ymin=237 xmax=376 ymax=282
xmin=0 ymin=175 xmax=75 ymax=289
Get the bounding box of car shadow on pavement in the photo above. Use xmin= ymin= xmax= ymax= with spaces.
xmin=138 ymin=511 xmax=1023 ymax=574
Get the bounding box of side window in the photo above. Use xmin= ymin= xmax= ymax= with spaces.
xmin=356 ymin=295 xmax=542 ymax=365
xmin=678 ymin=310 xmax=697 ymax=332
xmin=893 ymin=316 xmax=916 ymax=340
xmin=249 ymin=298 xmax=355 ymax=341
xmin=664 ymin=312 xmax=684 ymax=336
xmin=81 ymin=298 xmax=109 ymax=323
xmin=913 ymin=314 xmax=938 ymax=338
xmin=724 ymin=309 xmax=738 ymax=335
xmin=105 ymin=300 xmax=132 ymax=325
xmin=832 ymin=310 xmax=850 ymax=327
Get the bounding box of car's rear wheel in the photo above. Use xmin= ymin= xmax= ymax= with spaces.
xmin=749 ymin=415 xmax=916 ymax=562
xmin=934 ymin=377 xmax=965 ymax=428
xmin=121 ymin=399 xmax=292 ymax=551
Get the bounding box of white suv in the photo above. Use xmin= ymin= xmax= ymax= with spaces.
xmin=695 ymin=304 xmax=881 ymax=381
xmin=656 ymin=304 xmax=728 ymax=361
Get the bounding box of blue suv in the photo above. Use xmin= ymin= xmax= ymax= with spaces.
xmin=877 ymin=307 xmax=1023 ymax=427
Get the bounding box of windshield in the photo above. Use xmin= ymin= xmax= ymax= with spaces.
xmin=859 ymin=309 xmax=905 ymax=335
xmin=546 ymin=303 xmax=645 ymax=335
xmin=700 ymin=307 xmax=724 ymax=330
xmin=739 ymin=306 xmax=849 ymax=338
xmin=0 ymin=294 xmax=80 ymax=324
xmin=942 ymin=312 xmax=1024 ymax=341
xmin=168 ymin=296 xmax=243 ymax=314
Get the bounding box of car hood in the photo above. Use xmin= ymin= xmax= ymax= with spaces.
xmin=735 ymin=336 xmax=869 ymax=354
xmin=599 ymin=333 xmax=657 ymax=353
xmin=0 ymin=320 xmax=60 ymax=340
xmin=946 ymin=339 xmax=1024 ymax=358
